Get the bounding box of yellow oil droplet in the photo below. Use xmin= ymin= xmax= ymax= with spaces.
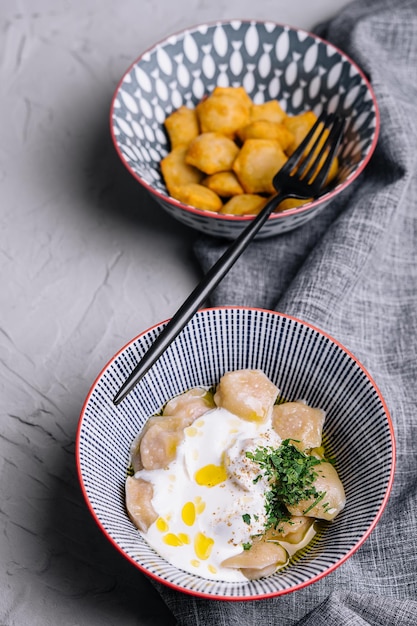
xmin=167 ymin=439 xmax=178 ymax=457
xmin=195 ymin=419 xmax=205 ymax=428
xmin=311 ymin=446 xmax=325 ymax=459
xmin=178 ymin=533 xmax=190 ymax=545
xmin=182 ymin=501 xmax=196 ymax=526
xmin=194 ymin=496 xmax=206 ymax=515
xmin=194 ymin=532 xmax=214 ymax=560
xmin=208 ymin=564 xmax=217 ymax=574
xmin=163 ymin=533 xmax=186 ymax=547
xmin=195 ymin=464 xmax=227 ymax=487
xmin=185 ymin=426 xmax=198 ymax=437
xmin=190 ymin=559 xmax=200 ymax=568
xmin=156 ymin=517 xmax=169 ymax=532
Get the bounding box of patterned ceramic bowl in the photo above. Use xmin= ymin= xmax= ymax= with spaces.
xmin=77 ymin=307 xmax=394 ymax=600
xmin=110 ymin=20 xmax=379 ymax=239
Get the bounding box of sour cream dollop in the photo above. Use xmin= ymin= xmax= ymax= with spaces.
xmin=135 ymin=407 xmax=282 ymax=582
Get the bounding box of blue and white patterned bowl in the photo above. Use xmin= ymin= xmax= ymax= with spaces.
xmin=110 ymin=20 xmax=379 ymax=239
xmin=76 ymin=307 xmax=394 ymax=600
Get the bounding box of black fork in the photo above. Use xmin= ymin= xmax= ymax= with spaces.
xmin=113 ymin=110 xmax=344 ymax=405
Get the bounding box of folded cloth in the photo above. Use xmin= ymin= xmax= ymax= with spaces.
xmin=153 ymin=0 xmax=417 ymax=623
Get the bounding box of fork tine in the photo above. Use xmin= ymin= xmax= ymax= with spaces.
xmin=282 ymin=110 xmax=329 ymax=171
xmin=293 ymin=113 xmax=336 ymax=179
xmin=306 ymin=115 xmax=344 ymax=189
xmin=272 ymin=110 xmax=330 ymax=190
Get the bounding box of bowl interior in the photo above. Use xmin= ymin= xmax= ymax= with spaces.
xmin=110 ymin=20 xmax=378 ymax=218
xmin=77 ymin=308 xmax=394 ymax=600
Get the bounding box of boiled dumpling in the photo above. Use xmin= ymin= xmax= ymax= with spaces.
xmin=286 ymin=461 xmax=346 ymax=521
xmin=214 ymin=369 xmax=278 ymax=422
xmin=272 ymin=401 xmax=325 ymax=451
xmin=221 ymin=538 xmax=288 ymax=580
xmin=263 ymin=516 xmax=314 ymax=544
xmin=138 ymin=416 xmax=186 ymax=470
xmin=163 ymin=387 xmax=215 ymax=420
xmin=125 ymin=476 xmax=158 ymax=532
xmin=130 ymin=415 xmax=183 ymax=471
xmin=131 ymin=388 xmax=215 ymax=471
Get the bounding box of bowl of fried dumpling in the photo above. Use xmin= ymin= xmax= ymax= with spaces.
xmin=77 ymin=307 xmax=394 ymax=600
xmin=110 ymin=20 xmax=379 ymax=239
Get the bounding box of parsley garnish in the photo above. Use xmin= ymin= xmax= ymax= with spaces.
xmin=242 ymin=513 xmax=251 ymax=525
xmin=246 ymin=439 xmax=326 ymax=528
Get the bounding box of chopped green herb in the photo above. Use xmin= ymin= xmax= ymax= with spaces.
xmin=242 ymin=542 xmax=252 ymax=551
xmin=246 ymin=439 xmax=327 ymax=529
xmin=242 ymin=513 xmax=251 ymax=525
xmin=302 ymin=491 xmax=326 ymax=515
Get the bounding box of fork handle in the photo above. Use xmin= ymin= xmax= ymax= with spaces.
xmin=113 ymin=192 xmax=286 ymax=405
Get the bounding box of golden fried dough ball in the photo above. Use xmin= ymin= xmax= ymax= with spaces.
xmin=233 ymin=139 xmax=288 ymax=195
xmin=283 ymin=110 xmax=317 ymax=154
xmin=185 ymin=132 xmax=239 ymax=175
xmin=236 ymin=120 xmax=294 ymax=152
xmin=202 ymin=171 xmax=244 ymax=197
xmin=171 ymin=182 xmax=223 ymax=212
xmin=284 ymin=111 xmax=339 ymax=184
xmin=276 ymin=197 xmax=311 ymax=212
xmin=160 ymin=88 xmax=341 ymax=214
xmin=211 ymin=86 xmax=253 ymax=109
xmin=196 ymin=91 xmax=251 ymax=137
xmin=249 ymin=99 xmax=286 ymax=124
xmin=220 ymin=194 xmax=269 ymax=215
xmin=164 ymin=105 xmax=200 ymax=149
xmin=160 ymin=145 xmax=203 ymax=196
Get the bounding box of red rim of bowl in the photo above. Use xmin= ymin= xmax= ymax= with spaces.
xmin=109 ymin=19 xmax=380 ymax=225
xmin=76 ymin=306 xmax=395 ymax=601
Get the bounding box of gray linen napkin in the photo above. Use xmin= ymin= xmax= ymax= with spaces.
xmin=153 ymin=0 xmax=417 ymax=623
